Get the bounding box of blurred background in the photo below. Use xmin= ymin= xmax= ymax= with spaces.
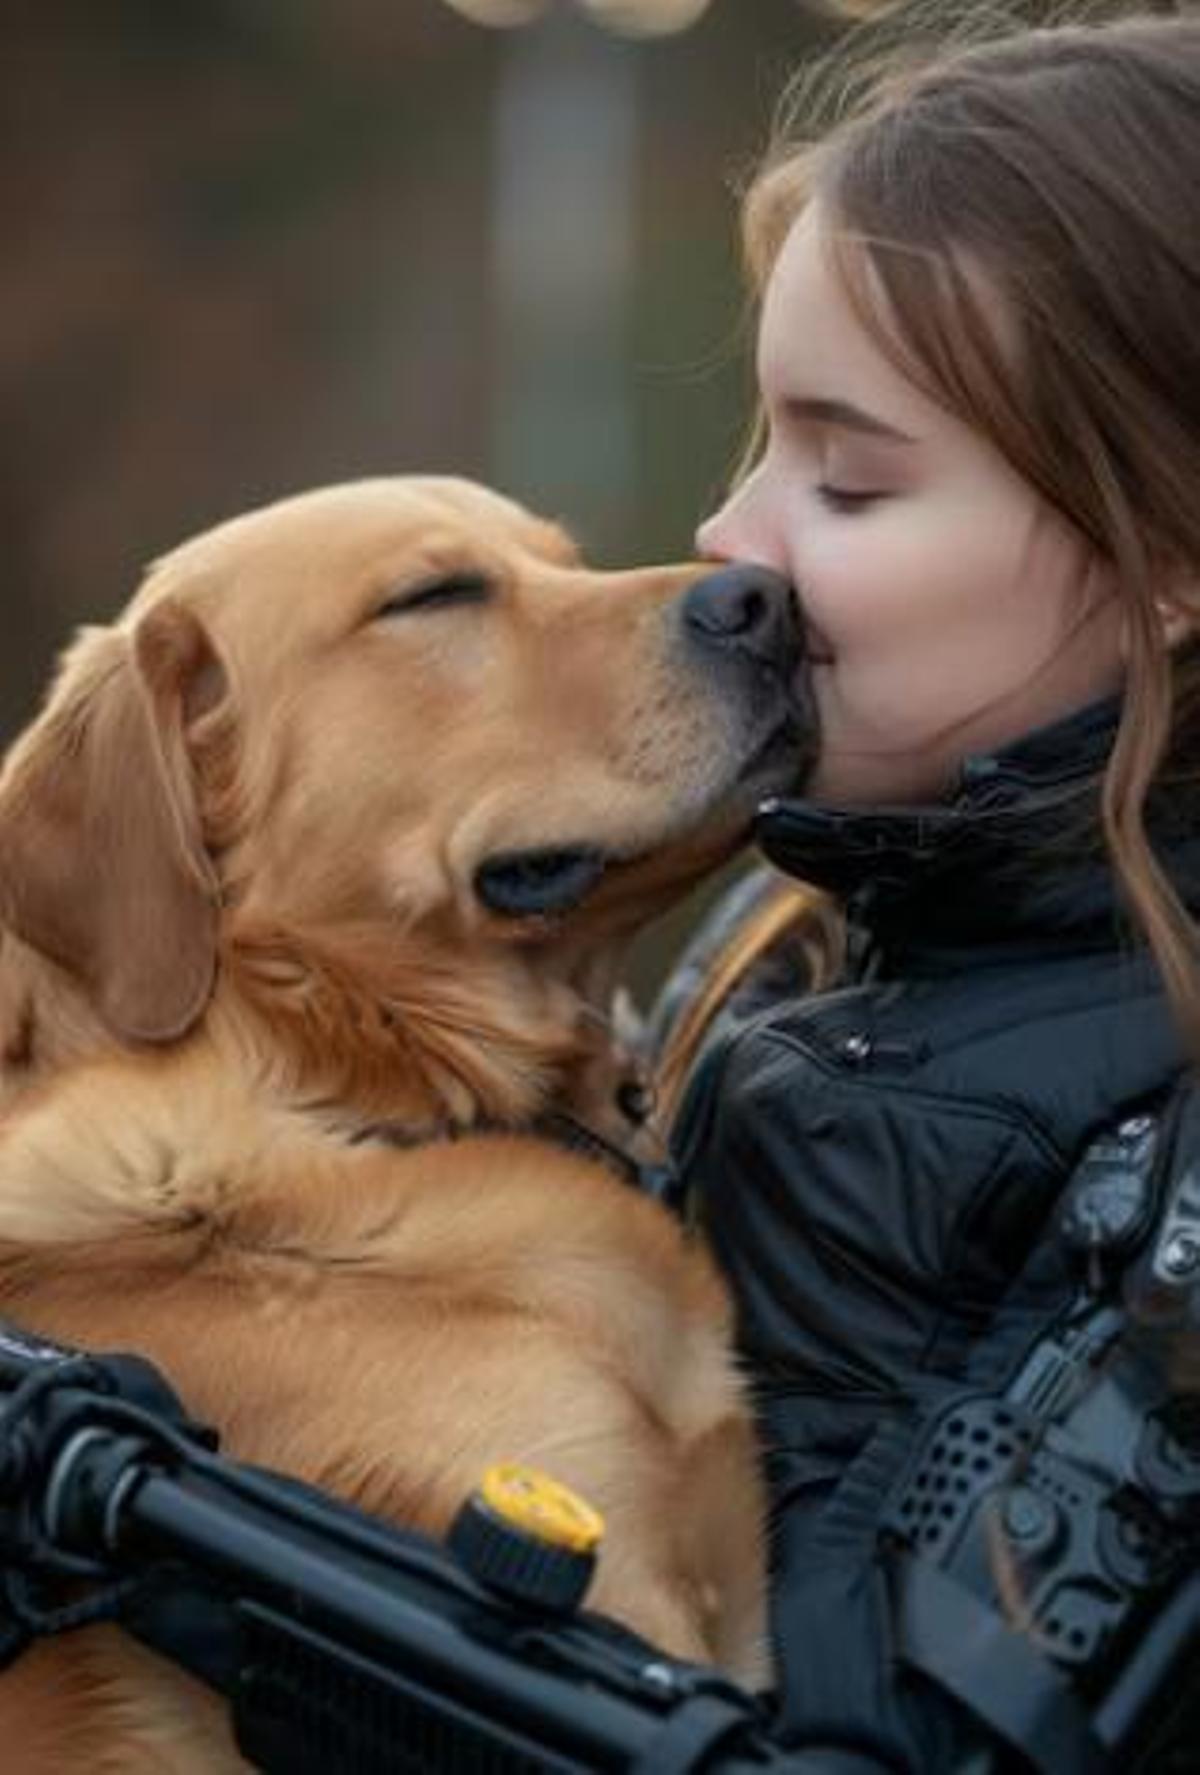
xmin=2 ymin=0 xmax=837 ymax=983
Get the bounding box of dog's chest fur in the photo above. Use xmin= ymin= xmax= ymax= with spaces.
xmin=0 ymin=1045 xmax=741 ymax=1526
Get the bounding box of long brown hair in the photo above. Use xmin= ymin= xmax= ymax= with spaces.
xmin=720 ymin=10 xmax=1200 ymax=1040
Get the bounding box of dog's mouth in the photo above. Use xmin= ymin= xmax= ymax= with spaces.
xmin=474 ymin=702 xmax=812 ymax=924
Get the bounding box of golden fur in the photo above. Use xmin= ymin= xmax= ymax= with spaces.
xmin=0 ymin=479 xmax=796 ymax=1771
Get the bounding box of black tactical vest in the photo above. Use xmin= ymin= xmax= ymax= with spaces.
xmin=670 ymin=693 xmax=1200 ymax=1757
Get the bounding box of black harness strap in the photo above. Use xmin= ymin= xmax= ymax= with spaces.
xmin=889 ymin=1555 xmax=1110 ymax=1775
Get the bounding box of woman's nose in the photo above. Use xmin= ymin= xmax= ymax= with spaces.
xmin=695 ymin=484 xmax=781 ymax=573
xmin=695 ymin=496 xmax=740 ymax=562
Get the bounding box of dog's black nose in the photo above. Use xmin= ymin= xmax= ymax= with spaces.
xmin=682 ymin=564 xmax=797 ymax=667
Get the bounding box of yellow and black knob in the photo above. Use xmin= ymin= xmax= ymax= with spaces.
xmin=448 ymin=1462 xmax=604 ymax=1613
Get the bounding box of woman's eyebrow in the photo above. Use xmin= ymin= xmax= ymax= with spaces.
xmin=785 ymin=395 xmax=918 ymax=444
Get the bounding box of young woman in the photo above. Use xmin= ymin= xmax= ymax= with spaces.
xmin=664 ymin=12 xmax=1200 ymax=1769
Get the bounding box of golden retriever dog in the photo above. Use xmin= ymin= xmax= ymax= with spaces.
xmin=0 ymin=478 xmax=808 ymax=1771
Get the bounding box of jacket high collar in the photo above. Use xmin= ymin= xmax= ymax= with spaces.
xmin=754 ymin=693 xmax=1200 ymax=970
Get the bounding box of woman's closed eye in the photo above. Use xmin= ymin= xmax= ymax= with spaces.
xmin=816 ymin=484 xmax=890 ymax=514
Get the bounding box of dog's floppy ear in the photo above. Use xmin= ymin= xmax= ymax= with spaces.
xmin=0 ymin=599 xmax=223 ymax=1043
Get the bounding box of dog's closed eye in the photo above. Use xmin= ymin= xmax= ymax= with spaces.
xmin=375 ymin=574 xmax=493 ymax=619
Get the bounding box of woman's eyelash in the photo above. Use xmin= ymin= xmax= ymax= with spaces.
xmin=375 ymin=574 xmax=493 ymax=617
xmin=816 ymin=485 xmax=887 ymax=513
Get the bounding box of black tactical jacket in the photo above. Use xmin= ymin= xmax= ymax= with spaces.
xmin=670 ymin=693 xmax=1200 ymax=1763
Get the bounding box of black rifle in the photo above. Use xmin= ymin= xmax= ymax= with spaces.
xmin=0 ymin=1320 xmax=812 ymax=1774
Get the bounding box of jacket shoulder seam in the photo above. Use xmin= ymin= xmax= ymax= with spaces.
xmin=752 ymin=1024 xmax=1070 ymax=1168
